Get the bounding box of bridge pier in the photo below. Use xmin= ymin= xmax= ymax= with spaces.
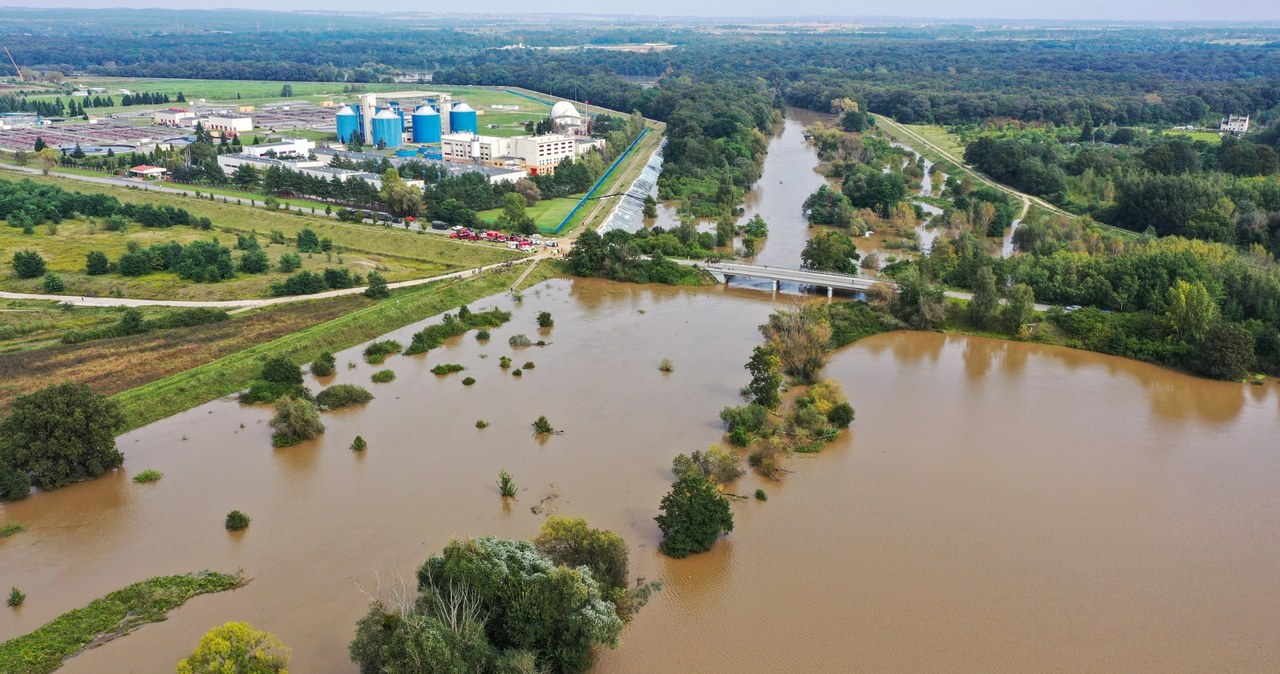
xmin=773 ymin=279 xmax=780 ymax=292
xmin=827 ymin=286 xmax=833 ymax=298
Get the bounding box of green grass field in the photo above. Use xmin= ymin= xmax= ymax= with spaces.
xmin=476 ymin=195 xmax=585 ymax=229
xmin=1164 ymin=130 xmax=1223 ymax=144
xmin=1 ymin=173 xmax=522 ymax=299
xmin=901 ymin=124 xmax=967 ymax=161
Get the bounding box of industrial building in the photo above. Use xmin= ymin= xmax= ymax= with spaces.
xmin=153 ymin=108 xmax=196 ymax=126
xmin=550 ymin=101 xmax=585 ymax=132
xmin=203 ymin=114 xmax=253 ymax=136
xmin=439 ymin=132 xmax=605 ymax=175
xmin=241 ymin=137 xmax=315 ymax=158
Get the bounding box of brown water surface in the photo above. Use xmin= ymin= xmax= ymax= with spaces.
xmin=2 ymin=279 xmax=1278 ymax=672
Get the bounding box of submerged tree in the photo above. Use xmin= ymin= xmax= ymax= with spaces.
xmin=176 ymin=621 xmax=289 ymax=674
xmin=654 ymin=472 xmax=734 ymax=558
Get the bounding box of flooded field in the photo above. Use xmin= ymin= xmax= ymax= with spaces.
xmin=4 ymin=107 xmax=1279 ymax=673
xmin=3 ymin=278 xmax=1278 ymax=672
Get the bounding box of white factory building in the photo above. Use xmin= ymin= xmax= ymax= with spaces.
xmin=242 ymin=138 xmax=315 ymax=158
xmin=440 ymin=132 xmax=605 ymax=175
xmin=153 ymin=108 xmax=196 ymax=126
xmin=550 ymin=101 xmax=585 ymax=133
xmin=203 ymin=114 xmax=253 ymax=136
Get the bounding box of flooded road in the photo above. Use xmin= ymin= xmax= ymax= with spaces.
xmin=3 ymin=279 xmax=1279 ymax=672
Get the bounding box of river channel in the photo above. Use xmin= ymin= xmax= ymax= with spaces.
xmin=2 ymin=112 xmax=1279 ymax=673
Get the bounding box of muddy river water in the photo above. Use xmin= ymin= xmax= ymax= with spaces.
xmin=3 ymin=112 xmax=1280 ymax=673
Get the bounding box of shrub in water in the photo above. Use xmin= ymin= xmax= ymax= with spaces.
xmin=8 ymin=587 xmax=24 ymax=607
xmin=532 ymin=416 xmax=553 ymax=434
xmin=512 ymin=369 xmax=523 ymax=376
xmin=499 ymin=356 xmax=512 ymax=369
xmin=132 ymin=469 xmax=163 ymax=484
xmin=475 ymin=420 xmax=489 ymax=428
xmin=430 ymin=363 xmax=465 ymax=375
xmin=370 ymin=369 xmax=396 ymax=383
xmin=315 ymin=384 xmax=374 ymax=410
xmin=522 ymin=361 xmax=535 ymax=369
xmin=351 ymin=436 xmax=367 ymax=451
xmin=537 ymin=311 xmax=554 ymax=328
xmin=269 ymin=396 xmax=325 ymax=448
xmin=498 ymin=469 xmax=517 ymax=498
xmin=509 ymin=334 xmax=532 ymax=347
xmin=363 ymin=340 xmax=402 ymax=364
xmin=311 ymin=351 xmax=336 ymax=377
xmin=225 ymin=510 xmax=250 ymax=531
xmin=261 ymin=357 xmax=303 ymax=386
xmin=658 ymin=358 xmax=675 ymax=373
xmin=476 ymin=330 xmax=491 ymax=341
xmin=462 ymin=377 xmax=476 ymax=386
xmin=755 ymin=489 xmax=768 ymax=501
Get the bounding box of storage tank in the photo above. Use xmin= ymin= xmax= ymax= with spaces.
xmin=449 ymin=102 xmax=478 ymax=135
xmin=371 ymin=108 xmax=403 ymax=149
xmin=411 ymin=105 xmax=441 ymax=143
xmin=335 ymin=106 xmax=359 ymax=143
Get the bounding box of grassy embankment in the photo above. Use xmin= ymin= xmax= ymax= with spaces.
xmin=0 ymin=173 xmax=522 ymax=300
xmin=476 ymin=194 xmax=585 ymax=230
xmin=111 ymin=264 xmax=532 ymax=431
xmin=554 ymin=122 xmax=666 ymax=235
xmin=0 ymin=571 xmax=244 ymax=674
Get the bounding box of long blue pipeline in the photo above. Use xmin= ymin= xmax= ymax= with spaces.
xmin=549 ymin=127 xmax=650 ymax=234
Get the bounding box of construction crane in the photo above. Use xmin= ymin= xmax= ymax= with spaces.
xmin=3 ymin=47 xmax=21 ymax=81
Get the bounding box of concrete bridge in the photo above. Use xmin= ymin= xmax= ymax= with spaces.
xmin=697 ymin=262 xmax=892 ymax=297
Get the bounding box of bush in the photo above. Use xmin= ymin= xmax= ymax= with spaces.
xmin=363 ymin=339 xmax=402 ymax=364
xmin=0 ymin=521 xmax=23 ymax=537
xmin=522 ymin=361 xmax=535 ymax=369
xmin=261 ymin=357 xmax=303 ymax=386
xmin=364 ymin=271 xmax=390 ymax=299
xmin=499 ymin=356 xmax=512 ymax=369
xmin=86 ymin=250 xmax=109 ymax=275
xmin=132 ymin=469 xmax=163 ymax=484
xmin=177 ymin=622 xmax=289 ymax=674
xmin=12 ymin=249 xmax=45 ymax=278
xmin=277 ymin=252 xmax=301 ymax=273
xmin=536 ymin=311 xmax=554 ymax=328
xmin=1194 ymin=322 xmax=1256 ymax=381
xmin=475 ymin=330 xmax=491 ymax=341
xmin=311 ymin=351 xmax=336 ymax=377
xmin=654 ymin=473 xmax=734 ymax=558
xmin=0 ymin=461 xmax=31 ymax=500
xmin=268 ymin=396 xmax=325 ymax=447
xmin=658 ymin=358 xmax=674 ymax=373
xmin=238 ymin=248 xmax=270 ymax=274
xmin=8 ymin=587 xmax=24 ymax=607
xmin=370 ymin=369 xmax=396 ymax=383
xmin=720 ymin=404 xmax=769 ymax=444
xmin=534 ymin=515 xmax=630 ymax=591
xmin=430 ymin=363 xmax=465 ymax=375
xmin=509 ymin=333 xmax=532 ymax=347
xmin=270 ymin=270 xmax=326 ymax=296
xmin=41 ymin=272 xmax=65 ymax=293
xmin=672 ymin=445 xmax=744 ymax=484
xmin=237 ymin=381 xmax=297 ymax=405
xmin=315 ymin=384 xmax=374 ymax=410
xmin=755 ymin=488 xmax=768 ymax=501
xmin=225 ymin=510 xmax=251 ymax=531
xmin=350 ymin=436 xmax=367 ymax=451
xmin=532 ymin=415 xmax=553 ymax=434
xmin=0 ymin=382 xmax=125 ymax=491
xmin=475 ymin=419 xmax=489 ymax=428
xmin=462 ymin=377 xmax=476 ymax=386
xmin=512 ymin=368 xmax=523 ymax=376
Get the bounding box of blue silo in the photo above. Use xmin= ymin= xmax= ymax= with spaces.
xmin=411 ymin=105 xmax=441 ymax=143
xmin=449 ymin=102 xmax=478 ymax=135
xmin=335 ymin=106 xmax=359 ymax=143
xmin=371 ymin=108 xmax=403 ymax=149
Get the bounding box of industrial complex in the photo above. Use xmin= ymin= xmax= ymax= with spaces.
xmin=6 ymin=84 xmax=608 ymax=189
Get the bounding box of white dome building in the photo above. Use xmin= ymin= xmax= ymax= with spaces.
xmin=550 ymin=101 xmax=583 ymax=130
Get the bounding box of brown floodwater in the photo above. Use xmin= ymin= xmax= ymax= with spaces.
xmin=3 ymin=279 xmax=1279 ymax=673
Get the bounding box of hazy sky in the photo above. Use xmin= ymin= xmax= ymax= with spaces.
xmin=13 ymin=0 xmax=1280 ymax=21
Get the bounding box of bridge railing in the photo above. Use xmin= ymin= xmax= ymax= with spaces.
xmin=702 ymin=262 xmax=891 ymax=286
